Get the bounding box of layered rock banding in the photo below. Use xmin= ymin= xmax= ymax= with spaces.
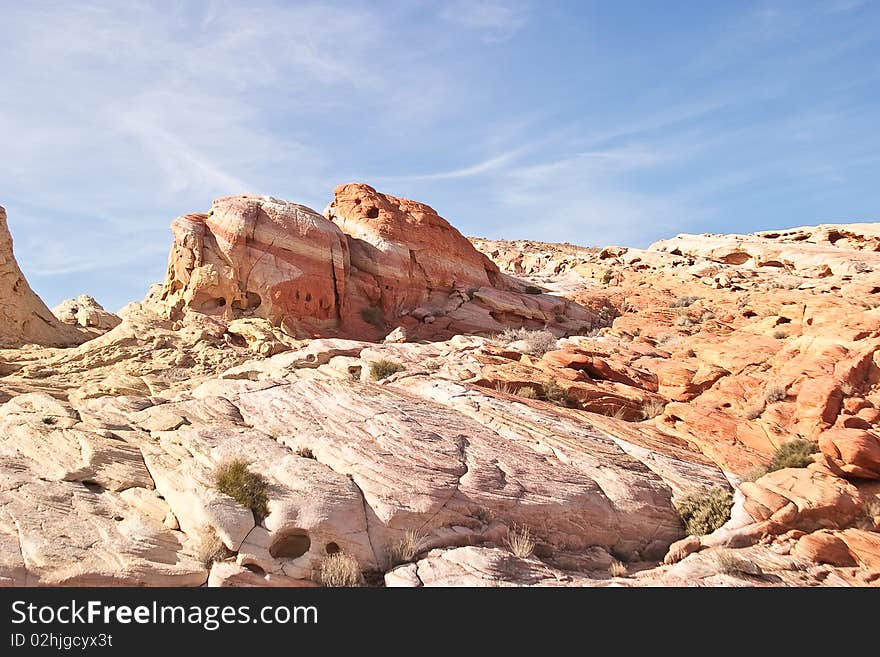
xmin=154 ymin=184 xmax=595 ymax=340
xmin=1 ymin=187 xmax=879 ymax=587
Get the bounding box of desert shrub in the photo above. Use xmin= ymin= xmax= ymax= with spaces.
xmin=670 ymin=295 xmax=700 ymax=308
xmin=601 ymin=269 xmax=614 ymax=285
xmin=743 ymin=407 xmax=763 ymax=420
xmin=740 ymin=466 xmax=769 ymax=482
xmin=215 ymin=459 xmax=269 ymax=520
xmin=424 ymin=358 xmax=442 ymax=372
xmin=319 ymin=553 xmax=363 ymax=587
xmin=496 ymin=328 xmax=557 ymax=356
xmin=839 ymin=381 xmax=855 ymax=396
xmin=764 ymin=384 xmax=788 ymax=404
xmin=196 ymin=530 xmax=232 ymax=568
xmin=387 ymin=530 xmax=427 ymax=566
xmin=608 ymin=560 xmax=627 ymax=577
xmin=370 ymin=359 xmax=405 ymax=381
xmin=715 ymin=549 xmax=747 ymax=576
xmin=361 ymin=306 xmax=385 ymax=328
xmin=618 ymin=297 xmax=634 ymax=314
xmin=641 ymin=398 xmax=667 ymax=420
xmin=675 ymin=487 xmax=733 ymax=536
xmin=523 ymin=285 xmax=543 ymax=295
xmin=772 ymin=329 xmax=788 ymax=339
xmin=505 ymin=525 xmax=535 ymax=559
xmin=296 ymin=447 xmax=316 ymax=460
xmin=516 ymin=386 xmax=538 ymax=399
xmin=767 ymin=439 xmax=817 ymax=472
xmin=539 ymin=379 xmax=568 ymax=406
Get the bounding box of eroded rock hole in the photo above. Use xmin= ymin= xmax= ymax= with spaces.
xmin=365 ymin=207 xmax=379 ymax=219
xmin=722 ymin=252 xmax=750 ymax=265
xmin=325 ymin=542 xmax=340 ymax=555
xmin=244 ymin=563 xmax=266 ymax=576
xmin=269 ymin=530 xmax=311 ymax=559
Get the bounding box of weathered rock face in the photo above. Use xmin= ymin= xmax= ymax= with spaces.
xmin=325 ymin=182 xmax=504 ymax=310
xmin=153 ymin=186 xmax=597 ymax=341
xmin=0 ymin=206 xmax=87 ymax=348
xmin=650 ymin=223 xmax=880 ymax=277
xmin=157 ymin=198 xmax=350 ymax=336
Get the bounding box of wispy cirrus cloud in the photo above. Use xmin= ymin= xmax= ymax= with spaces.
xmin=438 ymin=0 xmax=529 ymax=42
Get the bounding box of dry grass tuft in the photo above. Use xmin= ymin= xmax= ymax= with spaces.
xmin=505 ymin=525 xmax=536 ymax=559
xmin=319 ymin=553 xmax=363 ymax=587
xmin=608 ymin=560 xmax=627 ymax=577
xmin=388 ymin=530 xmax=428 ymax=566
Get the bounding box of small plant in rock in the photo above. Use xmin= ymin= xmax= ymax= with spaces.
xmin=839 ymin=381 xmax=855 ymax=396
xmin=608 ymin=560 xmax=627 ymax=577
xmin=675 ymin=487 xmax=733 ymax=536
xmin=641 ymin=398 xmax=667 ymax=420
xmin=496 ymin=328 xmax=557 ymax=356
xmin=319 ymin=553 xmax=363 ymax=587
xmin=601 ymin=269 xmax=614 ymax=285
xmin=370 ymin=359 xmax=405 ymax=381
xmin=767 ymin=439 xmax=818 ymax=472
xmin=361 ymin=306 xmax=385 ymax=328
xmin=388 ymin=530 xmax=427 ymax=566
xmin=505 ymin=525 xmax=536 ymax=559
xmin=610 ymin=406 xmax=630 ymax=421
xmin=670 ymin=295 xmax=700 ymax=308
xmin=772 ymin=329 xmax=788 ymax=339
xmin=540 ymin=379 xmax=568 ymax=406
xmin=743 ymin=406 xmax=763 ymax=420
xmin=196 ymin=530 xmax=232 ymax=568
xmin=296 ymin=447 xmax=316 ymax=460
xmin=516 ymin=386 xmax=538 ymax=400
xmin=214 ymin=458 xmax=269 ymax=520
xmin=715 ymin=549 xmax=747 ymax=576
xmin=424 ymin=358 xmax=442 ymax=372
xmin=763 ymin=384 xmax=788 ymax=404
xmin=740 ymin=466 xmax=769 ymax=482
xmin=523 ymin=285 xmax=543 ymax=295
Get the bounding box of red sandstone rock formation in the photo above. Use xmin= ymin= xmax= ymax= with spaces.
xmin=154 ymin=185 xmax=596 ymax=340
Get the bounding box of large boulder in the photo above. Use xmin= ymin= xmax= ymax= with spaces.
xmin=151 ymin=186 xmax=596 ymax=340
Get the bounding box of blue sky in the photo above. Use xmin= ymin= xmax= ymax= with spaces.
xmin=1 ymin=0 xmax=878 ymax=311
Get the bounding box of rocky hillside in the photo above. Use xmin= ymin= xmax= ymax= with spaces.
xmin=0 ymin=191 xmax=877 ymax=587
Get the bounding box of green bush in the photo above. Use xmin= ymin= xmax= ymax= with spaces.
xmin=369 ymin=359 xmax=405 ymax=381
xmin=675 ymin=487 xmax=733 ymax=536
xmin=768 ymin=439 xmax=817 ymax=472
xmin=215 ymin=459 xmax=269 ymax=520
